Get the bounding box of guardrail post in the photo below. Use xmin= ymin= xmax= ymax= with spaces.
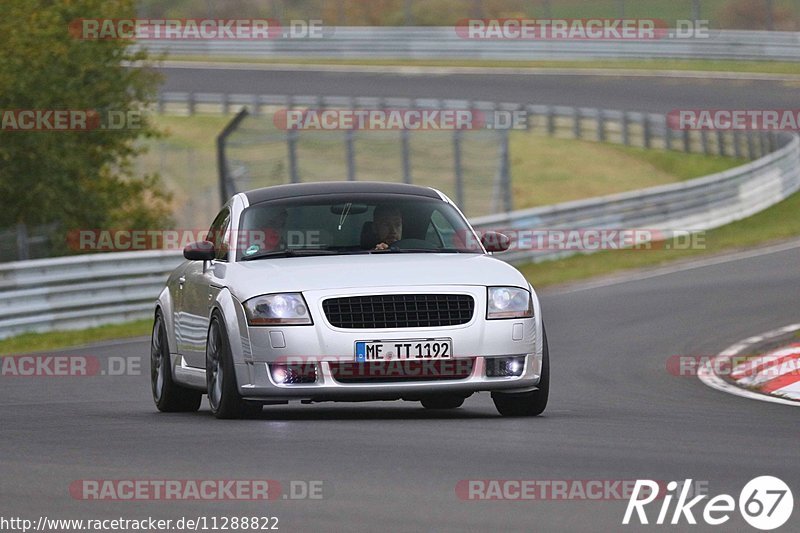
xmin=187 ymin=92 xmax=196 ymax=116
xmin=682 ymin=129 xmax=691 ymax=153
xmin=622 ymin=112 xmax=630 ymax=146
xmin=16 ymin=223 xmax=29 ymax=261
xmin=597 ymin=109 xmax=606 ymax=142
xmin=546 ymin=106 xmax=555 ymax=136
xmin=287 ymin=129 xmax=299 ymax=183
xmin=747 ymin=131 xmax=756 ymax=159
xmin=222 ymin=93 xmax=230 ymax=115
xmin=643 ymin=114 xmax=652 ymax=149
xmin=500 ymin=129 xmax=512 ymax=212
xmin=523 ymin=105 xmax=533 ymax=132
xmin=346 ymin=128 xmax=356 ymax=181
xmin=573 ymin=108 xmax=581 ymax=139
xmin=251 ymin=94 xmax=260 ymax=117
xmin=401 ymin=129 xmax=412 ymax=184
xmin=700 ymin=130 xmax=710 ymax=155
xmin=733 ymin=131 xmax=743 ymax=159
xmin=665 ymin=120 xmax=673 ymax=151
xmin=453 ymin=129 xmax=464 ymax=208
xmin=716 ymin=130 xmax=726 ymax=156
xmin=759 ymin=132 xmax=767 ymax=157
xmin=157 ymin=92 xmax=165 ymax=114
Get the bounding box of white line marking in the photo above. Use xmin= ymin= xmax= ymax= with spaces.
xmin=698 ymin=323 xmax=800 ymax=407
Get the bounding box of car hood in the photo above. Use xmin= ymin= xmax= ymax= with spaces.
xmin=222 ymin=253 xmax=529 ymax=301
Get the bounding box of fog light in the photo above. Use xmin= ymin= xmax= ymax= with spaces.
xmin=486 ymin=356 xmax=525 ymax=377
xmin=269 ymin=363 xmax=317 ymax=384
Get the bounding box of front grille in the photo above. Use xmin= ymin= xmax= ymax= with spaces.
xmin=330 ymin=359 xmax=475 ymax=383
xmin=322 ymin=294 xmax=474 ymax=329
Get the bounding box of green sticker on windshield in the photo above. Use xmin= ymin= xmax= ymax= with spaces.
xmin=244 ymin=244 xmax=260 ymax=256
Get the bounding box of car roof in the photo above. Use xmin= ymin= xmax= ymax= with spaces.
xmin=242 ymin=181 xmax=442 ymax=205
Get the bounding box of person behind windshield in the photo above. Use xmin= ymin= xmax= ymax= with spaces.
xmin=372 ymin=205 xmax=402 ymax=250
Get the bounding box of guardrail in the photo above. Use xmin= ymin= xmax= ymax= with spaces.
xmin=2 ymin=103 xmax=798 ymax=339
xmin=0 ymin=251 xmax=182 ymax=339
xmin=472 ymin=132 xmax=800 ymax=263
xmin=139 ymin=28 xmax=800 ymax=62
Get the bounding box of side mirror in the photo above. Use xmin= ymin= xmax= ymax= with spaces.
xmin=480 ymin=231 xmax=511 ymax=253
xmin=183 ymin=241 xmax=216 ymax=261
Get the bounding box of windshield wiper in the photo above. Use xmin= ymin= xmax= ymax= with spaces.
xmin=240 ymin=249 xmax=338 ymax=261
xmin=373 ymin=248 xmax=474 ymax=254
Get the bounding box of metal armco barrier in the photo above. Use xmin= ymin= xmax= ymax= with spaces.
xmin=471 ymin=132 xmax=800 ymax=264
xmin=0 ymin=251 xmax=182 ymax=339
xmin=137 ymin=28 xmax=800 ymax=62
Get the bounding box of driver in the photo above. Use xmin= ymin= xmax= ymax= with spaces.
xmin=372 ymin=205 xmax=403 ymax=250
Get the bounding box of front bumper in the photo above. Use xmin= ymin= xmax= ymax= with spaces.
xmin=231 ymin=285 xmax=541 ymax=401
xmin=235 ymin=355 xmax=542 ymax=402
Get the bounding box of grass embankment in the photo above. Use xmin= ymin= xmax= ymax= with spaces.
xmin=0 ymin=320 xmax=152 ymax=356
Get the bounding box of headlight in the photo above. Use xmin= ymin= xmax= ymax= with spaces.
xmin=486 ymin=287 xmax=533 ymax=319
xmin=243 ymin=293 xmax=312 ymax=326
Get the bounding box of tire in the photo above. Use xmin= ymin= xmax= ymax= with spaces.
xmin=150 ymin=311 xmax=202 ymax=413
xmin=492 ymin=325 xmax=550 ymax=417
xmin=421 ymin=395 xmax=465 ymax=410
xmin=206 ymin=314 xmax=262 ymax=419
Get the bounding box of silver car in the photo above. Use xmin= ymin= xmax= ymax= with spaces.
xmin=151 ymin=182 xmax=549 ymax=418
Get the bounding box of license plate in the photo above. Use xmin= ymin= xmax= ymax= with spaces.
xmin=355 ymin=339 xmax=452 ymax=362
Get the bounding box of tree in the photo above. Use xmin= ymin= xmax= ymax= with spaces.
xmin=0 ymin=0 xmax=171 ymax=251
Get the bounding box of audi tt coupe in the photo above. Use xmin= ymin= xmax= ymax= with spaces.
xmin=150 ymin=182 xmax=549 ymax=418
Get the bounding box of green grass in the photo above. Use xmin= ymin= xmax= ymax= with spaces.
xmin=164 ymin=56 xmax=800 ymax=76
xmin=519 ymin=187 xmax=800 ymax=288
xmin=0 ymin=319 xmax=152 ymax=356
xmin=509 ymin=137 xmax=743 ymax=208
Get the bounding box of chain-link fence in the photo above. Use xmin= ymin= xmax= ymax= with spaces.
xmin=215 ymin=95 xmax=774 ymax=223
xmin=219 ymin=97 xmax=511 ymax=218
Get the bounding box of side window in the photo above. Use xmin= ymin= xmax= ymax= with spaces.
xmin=207 ymin=208 xmax=231 ymax=261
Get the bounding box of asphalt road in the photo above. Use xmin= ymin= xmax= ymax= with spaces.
xmin=158 ymin=64 xmax=800 ymax=112
xmin=2 ymin=243 xmax=798 ymax=532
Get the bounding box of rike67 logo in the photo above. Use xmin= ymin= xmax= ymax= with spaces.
xmin=623 ymin=476 xmax=793 ymax=530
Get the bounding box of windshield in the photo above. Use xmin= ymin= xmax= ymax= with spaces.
xmin=235 ymin=193 xmax=482 ymax=260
